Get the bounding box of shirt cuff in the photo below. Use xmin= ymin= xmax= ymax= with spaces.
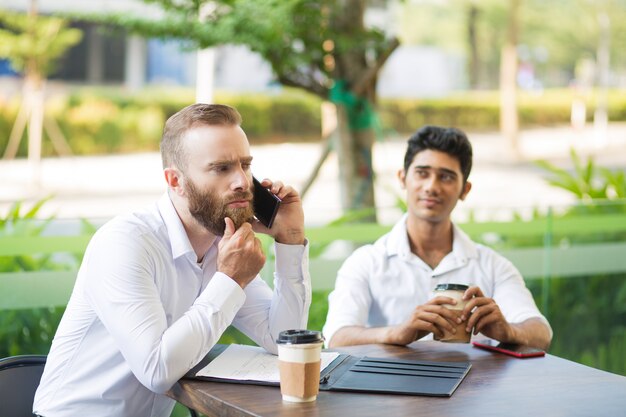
xmin=195 ymin=272 xmax=246 ymax=320
xmin=273 ymin=239 xmax=308 ymax=279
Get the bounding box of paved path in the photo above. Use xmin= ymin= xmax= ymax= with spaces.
xmin=1 ymin=123 xmax=625 ymax=226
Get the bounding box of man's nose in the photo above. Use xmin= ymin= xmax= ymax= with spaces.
xmin=423 ymin=176 xmax=440 ymax=194
xmin=232 ymin=167 xmax=251 ymax=191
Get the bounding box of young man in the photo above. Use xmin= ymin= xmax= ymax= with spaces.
xmin=323 ymin=125 xmax=552 ymax=350
xmin=34 ymin=104 xmax=311 ymax=417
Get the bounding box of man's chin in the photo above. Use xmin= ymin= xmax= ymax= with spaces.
xmin=225 ymin=209 xmax=255 ymax=230
xmin=192 ymin=208 xmax=254 ymax=236
xmin=411 ymin=208 xmax=449 ymax=223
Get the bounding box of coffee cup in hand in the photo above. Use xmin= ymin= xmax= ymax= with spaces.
xmin=432 ymin=283 xmax=472 ymax=343
xmin=276 ymin=329 xmax=324 ymax=402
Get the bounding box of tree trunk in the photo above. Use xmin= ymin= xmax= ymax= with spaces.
xmin=330 ymin=0 xmax=378 ymax=222
xmin=466 ymin=2 xmax=481 ymax=89
xmin=334 ymin=106 xmax=356 ymax=211
xmin=334 ymin=106 xmax=376 ymax=219
xmin=500 ymin=0 xmax=521 ymax=156
xmin=351 ymin=127 xmax=376 ymax=212
xmin=594 ymin=11 xmax=610 ymax=147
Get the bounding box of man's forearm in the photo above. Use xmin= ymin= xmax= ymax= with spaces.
xmin=328 ymin=326 xmax=394 ymax=348
xmin=258 ymin=242 xmax=310 ymax=353
xmin=507 ymin=318 xmax=552 ymax=350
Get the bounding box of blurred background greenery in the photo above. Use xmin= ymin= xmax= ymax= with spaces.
xmin=1 ymin=87 xmax=626 ymax=158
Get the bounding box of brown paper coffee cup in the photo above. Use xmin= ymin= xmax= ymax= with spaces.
xmin=276 ymin=330 xmax=324 ymax=402
xmin=432 ymin=283 xmax=472 ymax=343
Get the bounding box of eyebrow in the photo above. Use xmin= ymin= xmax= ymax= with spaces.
xmin=207 ymin=156 xmax=253 ymax=169
xmin=414 ymin=165 xmax=459 ymax=177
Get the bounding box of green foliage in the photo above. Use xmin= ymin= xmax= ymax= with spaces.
xmin=536 ymin=148 xmax=626 ymax=206
xmin=0 ymin=197 xmax=55 ymax=271
xmin=0 ymin=198 xmax=68 ymax=357
xmin=531 ymin=151 xmax=626 ymax=375
xmin=0 ymin=87 xmax=323 ymax=157
xmin=532 ymin=151 xmax=626 ymax=253
xmin=381 ymin=89 xmax=626 ymax=133
xmin=217 ymin=327 xmax=255 ymax=346
xmin=0 ymin=10 xmax=82 ymax=76
xmin=218 ymin=90 xmax=322 ymax=142
xmin=527 ymin=273 xmax=626 ymax=376
xmin=397 ymin=0 xmax=626 ymax=88
xmin=308 ymin=290 xmax=331 ymax=333
xmin=215 ymin=290 xmax=330 ymax=346
xmin=380 ymin=96 xmax=499 ymax=134
xmin=75 ymin=0 xmax=395 ymax=100
xmin=2 ymin=87 xmax=625 ymax=158
xmin=522 ymin=0 xmax=626 ymax=81
xmin=171 ymin=402 xmax=195 ymax=417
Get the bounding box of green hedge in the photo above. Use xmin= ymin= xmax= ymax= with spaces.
xmin=1 ymin=87 xmax=625 ymax=157
xmin=0 ymin=88 xmax=323 ymax=157
xmin=379 ymin=89 xmax=626 ymax=132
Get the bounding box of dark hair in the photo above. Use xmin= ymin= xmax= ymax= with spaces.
xmin=160 ymin=103 xmax=242 ymax=170
xmin=403 ymin=125 xmax=473 ymax=183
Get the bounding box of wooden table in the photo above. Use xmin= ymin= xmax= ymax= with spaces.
xmin=169 ymin=341 xmax=626 ymax=417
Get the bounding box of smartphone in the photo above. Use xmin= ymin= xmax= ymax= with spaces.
xmin=472 ymin=339 xmax=545 ymax=358
xmin=252 ymin=177 xmax=281 ymax=228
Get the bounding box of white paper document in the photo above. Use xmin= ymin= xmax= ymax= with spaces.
xmin=196 ymin=344 xmax=340 ymax=383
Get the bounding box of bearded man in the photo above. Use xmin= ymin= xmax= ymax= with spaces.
xmin=34 ymin=104 xmax=311 ymax=417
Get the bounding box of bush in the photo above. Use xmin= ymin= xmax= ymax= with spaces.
xmin=527 ymin=273 xmax=626 ymax=376
xmin=380 ymin=89 xmax=626 ymax=133
xmin=0 ymin=199 xmax=75 ymax=357
xmin=1 ymin=87 xmax=625 ymax=158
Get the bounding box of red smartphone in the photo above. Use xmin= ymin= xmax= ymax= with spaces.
xmin=472 ymin=339 xmax=545 ymax=358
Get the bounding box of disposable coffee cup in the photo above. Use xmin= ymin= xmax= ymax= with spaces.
xmin=432 ymin=283 xmax=472 ymax=343
xmin=276 ymin=329 xmax=324 ymax=403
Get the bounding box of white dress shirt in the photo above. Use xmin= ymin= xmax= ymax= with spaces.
xmin=323 ymin=214 xmax=550 ymax=345
xmin=34 ymin=193 xmax=311 ymax=417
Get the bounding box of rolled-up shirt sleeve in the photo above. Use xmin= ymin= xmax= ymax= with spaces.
xmin=232 ymin=240 xmax=311 ymax=354
xmin=489 ymin=254 xmax=553 ymax=338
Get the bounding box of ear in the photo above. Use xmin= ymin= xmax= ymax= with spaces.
xmin=459 ymin=181 xmax=472 ymax=201
xmin=397 ymin=169 xmax=407 ymax=189
xmin=164 ymin=167 xmax=185 ymax=196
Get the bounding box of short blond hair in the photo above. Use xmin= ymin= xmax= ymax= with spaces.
xmin=160 ymin=103 xmax=242 ymax=170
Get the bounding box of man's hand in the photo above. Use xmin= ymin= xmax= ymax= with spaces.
xmin=461 ymin=286 xmax=513 ymax=341
xmin=218 ymin=217 xmax=266 ymax=288
xmin=384 ymin=296 xmax=462 ymax=345
xmin=252 ymin=178 xmax=305 ymax=245
xmin=461 ymin=286 xmax=552 ymax=349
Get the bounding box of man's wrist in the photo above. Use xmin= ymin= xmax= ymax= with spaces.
xmin=274 ymin=229 xmax=305 ymax=245
xmin=502 ymin=322 xmax=523 ymax=344
xmin=381 ymin=326 xmax=397 ymax=344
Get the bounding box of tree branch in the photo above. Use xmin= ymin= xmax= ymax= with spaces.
xmin=277 ymin=73 xmax=327 ymax=99
xmin=352 ymin=37 xmax=400 ymax=97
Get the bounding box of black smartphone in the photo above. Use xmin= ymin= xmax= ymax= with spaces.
xmin=472 ymin=339 xmax=545 ymax=358
xmin=252 ymin=176 xmax=281 ymax=228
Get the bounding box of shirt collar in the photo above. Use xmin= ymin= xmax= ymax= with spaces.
xmin=157 ymin=192 xmax=196 ymax=260
xmin=384 ymin=213 xmax=478 ymax=262
xmin=385 ymin=213 xmax=412 ymax=259
xmin=450 ymin=222 xmax=478 ymax=261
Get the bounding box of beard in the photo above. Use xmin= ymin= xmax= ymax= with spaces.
xmin=185 ymin=177 xmax=254 ymax=236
